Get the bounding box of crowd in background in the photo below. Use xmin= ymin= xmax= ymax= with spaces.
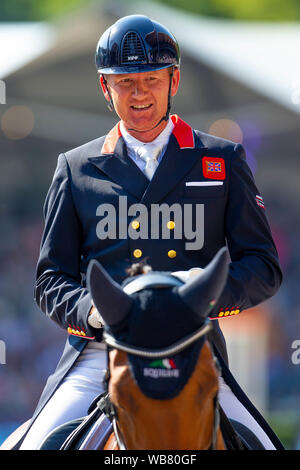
xmin=0 ymin=217 xmax=66 ymax=429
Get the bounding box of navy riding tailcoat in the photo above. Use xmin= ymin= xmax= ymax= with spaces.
xmin=28 ymin=114 xmax=282 ymax=429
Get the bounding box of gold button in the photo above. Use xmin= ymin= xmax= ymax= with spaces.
xmin=218 ymin=311 xmax=224 ymax=317
xmin=234 ymin=309 xmax=240 ymax=315
xmin=224 ymin=310 xmax=230 ymax=316
xmin=67 ymin=327 xmax=72 ymax=334
xmin=131 ymin=220 xmax=140 ymax=230
xmin=133 ymin=249 xmax=142 ymax=258
xmin=167 ymin=221 xmax=175 ymax=230
xmin=168 ymin=249 xmax=176 ymax=258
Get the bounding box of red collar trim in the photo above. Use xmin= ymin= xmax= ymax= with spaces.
xmin=101 ymin=122 xmax=122 ymax=154
xmin=101 ymin=114 xmax=194 ymax=154
xmin=171 ymin=114 xmax=195 ymax=149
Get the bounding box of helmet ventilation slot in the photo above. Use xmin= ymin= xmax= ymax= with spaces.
xmin=121 ymin=31 xmax=147 ymax=64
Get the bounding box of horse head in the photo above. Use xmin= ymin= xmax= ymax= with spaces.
xmin=87 ymin=247 xmax=230 ymax=450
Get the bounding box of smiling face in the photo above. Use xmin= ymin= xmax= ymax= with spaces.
xmin=100 ymin=67 xmax=180 ymax=142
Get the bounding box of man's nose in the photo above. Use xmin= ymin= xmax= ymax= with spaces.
xmin=132 ymin=80 xmax=148 ymax=97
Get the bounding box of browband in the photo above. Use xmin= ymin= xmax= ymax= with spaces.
xmin=123 ymin=273 xmax=183 ymax=295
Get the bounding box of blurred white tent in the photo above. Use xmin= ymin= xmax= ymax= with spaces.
xmin=0 ymin=22 xmax=55 ymax=79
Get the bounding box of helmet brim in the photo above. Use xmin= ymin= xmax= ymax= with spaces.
xmin=97 ymin=63 xmax=177 ymax=75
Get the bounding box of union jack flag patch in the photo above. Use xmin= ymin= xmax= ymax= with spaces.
xmin=255 ymin=195 xmax=265 ymax=209
xmin=202 ymin=157 xmax=226 ymax=180
xmin=208 ymin=162 xmax=221 ymax=172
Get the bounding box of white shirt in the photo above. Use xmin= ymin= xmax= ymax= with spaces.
xmin=120 ymin=118 xmax=174 ymax=177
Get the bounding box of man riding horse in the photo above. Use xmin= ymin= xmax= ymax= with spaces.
xmin=9 ymin=14 xmax=282 ymax=450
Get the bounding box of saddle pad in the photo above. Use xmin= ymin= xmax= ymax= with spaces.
xmin=127 ymin=337 xmax=205 ymax=400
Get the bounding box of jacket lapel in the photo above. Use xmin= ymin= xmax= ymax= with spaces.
xmin=88 ymin=115 xmax=207 ymax=205
xmin=88 ymin=122 xmax=149 ymax=200
xmin=140 ymin=116 xmax=208 ymax=205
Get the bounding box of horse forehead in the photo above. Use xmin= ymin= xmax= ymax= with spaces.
xmin=117 ymin=272 xmax=201 ymax=351
xmin=109 ymin=337 xmax=214 ymax=401
xmin=109 ymin=341 xmax=219 ymax=402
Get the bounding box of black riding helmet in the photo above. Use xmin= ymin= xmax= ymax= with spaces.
xmin=95 ymin=15 xmax=180 ymax=126
xmin=95 ymin=14 xmax=180 ymax=74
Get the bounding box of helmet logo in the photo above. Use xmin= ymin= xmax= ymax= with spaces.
xmin=127 ymin=55 xmax=139 ymax=61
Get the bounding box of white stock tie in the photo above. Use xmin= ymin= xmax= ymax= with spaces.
xmin=137 ymin=145 xmax=161 ymax=180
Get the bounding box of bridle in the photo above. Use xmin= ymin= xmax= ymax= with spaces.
xmin=100 ymin=273 xmax=222 ymax=450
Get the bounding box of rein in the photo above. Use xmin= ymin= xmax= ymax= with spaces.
xmin=99 ymin=351 xmax=126 ymax=450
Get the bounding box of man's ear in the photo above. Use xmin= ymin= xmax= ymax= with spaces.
xmin=171 ymin=67 xmax=180 ymax=98
xmin=99 ymin=75 xmax=111 ymax=102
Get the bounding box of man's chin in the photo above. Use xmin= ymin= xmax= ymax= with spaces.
xmin=124 ymin=116 xmax=165 ymax=134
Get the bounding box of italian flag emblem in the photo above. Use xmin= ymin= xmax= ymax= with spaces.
xmin=149 ymin=358 xmax=176 ymax=369
xmin=143 ymin=357 xmax=179 ymax=378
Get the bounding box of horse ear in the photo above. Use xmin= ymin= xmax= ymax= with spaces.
xmin=178 ymin=247 xmax=230 ymax=320
xmin=86 ymin=260 xmax=132 ymax=327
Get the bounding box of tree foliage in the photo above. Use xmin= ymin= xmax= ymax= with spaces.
xmin=156 ymin=0 xmax=300 ymax=21
xmin=0 ymin=0 xmax=89 ymax=21
xmin=0 ymin=0 xmax=300 ymax=22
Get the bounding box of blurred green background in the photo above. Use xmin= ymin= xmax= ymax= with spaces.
xmin=1 ymin=0 xmax=300 ymax=21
